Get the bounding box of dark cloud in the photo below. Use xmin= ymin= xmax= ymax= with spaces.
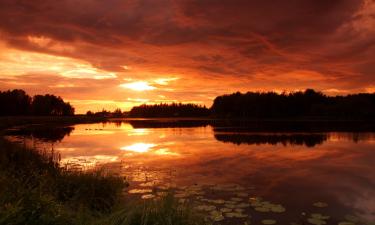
xmin=0 ymin=0 xmax=374 ymax=111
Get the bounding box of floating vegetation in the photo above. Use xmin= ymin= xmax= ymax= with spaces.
xmin=195 ymin=204 xmax=216 ymax=211
xmin=231 ymin=197 xmax=243 ymax=202
xmin=203 ymin=199 xmax=226 ymax=204
xmin=313 ymin=202 xmax=328 ymax=208
xmin=225 ymin=212 xmax=248 ymax=218
xmin=307 ymin=218 xmax=326 ymax=225
xmin=338 ymin=222 xmax=356 ymax=225
xmin=262 ymin=219 xmax=277 ymax=224
xmin=344 ymin=215 xmax=360 ymax=223
xmin=128 ymin=189 xmax=152 ymax=194
xmin=311 ymin=214 xmax=330 ymax=220
xmin=211 ymin=184 xmax=245 ymax=192
xmin=307 ymin=213 xmax=330 ymax=225
xmin=225 ymin=204 xmax=237 ymax=209
xmin=141 ymin=194 xmax=155 ymax=199
xmin=236 ymin=203 xmax=250 ymax=208
xmin=255 ymin=207 xmax=270 ymax=212
xmin=220 ymin=208 xmax=232 ymax=213
xmin=210 ymin=210 xmax=225 ymax=222
xmin=234 ymin=208 xmax=245 ymax=213
xmin=237 ymin=192 xmax=249 ymax=197
xmin=249 ymin=197 xmax=285 ymax=213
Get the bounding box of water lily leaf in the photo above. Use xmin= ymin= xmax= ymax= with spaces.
xmin=237 ymin=192 xmax=249 ymax=197
xmin=235 ymin=208 xmax=245 ymax=212
xmin=344 ymin=215 xmax=360 ymax=223
xmin=311 ymin=214 xmax=330 ymax=220
xmin=225 ymin=204 xmax=237 ymax=209
xmin=237 ymin=203 xmax=250 ymax=208
xmin=220 ymin=208 xmax=232 ymax=213
xmin=313 ymin=202 xmax=328 ymax=208
xmin=225 ymin=212 xmax=248 ymax=218
xmin=270 ymin=204 xmax=286 ymax=213
xmin=195 ymin=204 xmax=216 ymax=211
xmin=338 ymin=222 xmax=355 ymax=225
xmin=262 ymin=219 xmax=277 ymax=224
xmin=307 ymin=218 xmax=326 ymax=225
xmin=255 ymin=207 xmax=270 ymax=212
xmin=128 ymin=189 xmax=152 ymax=194
xmin=208 ymin=199 xmax=226 ymax=204
xmin=141 ymin=194 xmax=155 ymax=199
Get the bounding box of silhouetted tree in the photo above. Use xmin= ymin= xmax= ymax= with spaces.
xmin=129 ymin=103 xmax=210 ymax=117
xmin=31 ymin=94 xmax=74 ymax=116
xmin=211 ymin=89 xmax=375 ymax=119
xmin=0 ymin=89 xmax=74 ymax=116
xmin=0 ymin=89 xmax=31 ymax=116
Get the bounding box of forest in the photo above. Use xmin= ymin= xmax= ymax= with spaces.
xmin=211 ymin=89 xmax=375 ymax=119
xmin=0 ymin=89 xmax=74 ymax=116
xmin=129 ymin=103 xmax=210 ymax=117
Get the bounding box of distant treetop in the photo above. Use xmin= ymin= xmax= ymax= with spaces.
xmin=0 ymin=89 xmax=74 ymax=116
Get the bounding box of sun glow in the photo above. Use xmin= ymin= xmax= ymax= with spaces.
xmin=120 ymin=143 xmax=157 ymax=153
xmin=119 ymin=81 xmax=156 ymax=91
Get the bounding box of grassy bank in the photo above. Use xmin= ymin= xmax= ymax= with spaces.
xmin=0 ymin=121 xmax=207 ymax=225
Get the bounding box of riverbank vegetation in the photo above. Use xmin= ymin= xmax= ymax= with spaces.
xmin=0 ymin=137 xmax=207 ymax=225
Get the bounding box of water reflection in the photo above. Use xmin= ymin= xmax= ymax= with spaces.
xmin=121 ymin=143 xmax=157 ymax=153
xmin=5 ymin=125 xmax=74 ymax=142
xmin=214 ymin=133 xmax=328 ymax=147
xmin=4 ymin=121 xmax=375 ymax=223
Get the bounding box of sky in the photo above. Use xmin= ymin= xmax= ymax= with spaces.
xmin=0 ymin=0 xmax=374 ymax=113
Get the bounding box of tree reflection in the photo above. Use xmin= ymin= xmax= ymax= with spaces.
xmin=6 ymin=125 xmax=74 ymax=142
xmin=214 ymin=133 xmax=327 ymax=147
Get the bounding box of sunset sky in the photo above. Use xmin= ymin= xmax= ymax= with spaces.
xmin=0 ymin=0 xmax=374 ymax=113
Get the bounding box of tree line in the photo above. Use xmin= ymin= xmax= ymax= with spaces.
xmin=211 ymin=89 xmax=375 ymax=119
xmin=128 ymin=103 xmax=210 ymax=117
xmin=0 ymin=89 xmax=74 ymax=116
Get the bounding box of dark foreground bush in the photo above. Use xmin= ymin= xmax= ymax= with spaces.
xmin=0 ymin=138 xmax=126 ymax=225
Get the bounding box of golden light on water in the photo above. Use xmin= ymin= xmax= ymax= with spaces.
xmin=120 ymin=143 xmax=157 ymax=153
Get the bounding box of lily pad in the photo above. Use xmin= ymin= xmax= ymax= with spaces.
xmin=234 ymin=208 xmax=245 ymax=213
xmin=344 ymin=215 xmax=360 ymax=223
xmin=231 ymin=197 xmax=243 ymax=202
xmin=270 ymin=204 xmax=286 ymax=213
xmin=210 ymin=210 xmax=225 ymax=222
xmin=262 ymin=219 xmax=277 ymax=224
xmin=313 ymin=202 xmax=328 ymax=208
xmin=255 ymin=207 xmax=270 ymax=212
xmin=237 ymin=192 xmax=249 ymax=197
xmin=128 ymin=189 xmax=152 ymax=194
xmin=225 ymin=204 xmax=237 ymax=209
xmin=220 ymin=208 xmax=232 ymax=213
xmin=307 ymin=218 xmax=326 ymax=225
xmin=311 ymin=214 xmax=330 ymax=220
xmin=237 ymin=203 xmax=250 ymax=208
xmin=338 ymin=222 xmax=355 ymax=225
xmin=195 ymin=204 xmax=216 ymax=211
xmin=141 ymin=194 xmax=155 ymax=199
xmin=225 ymin=212 xmax=248 ymax=218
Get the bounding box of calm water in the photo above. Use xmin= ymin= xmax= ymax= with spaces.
xmin=5 ymin=120 xmax=375 ymax=224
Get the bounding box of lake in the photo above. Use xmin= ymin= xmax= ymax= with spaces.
xmin=5 ymin=119 xmax=375 ymax=225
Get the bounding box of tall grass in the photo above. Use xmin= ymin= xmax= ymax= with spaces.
xmin=0 ymin=138 xmax=125 ymax=225
xmin=98 ymin=193 xmax=208 ymax=225
xmin=0 ymin=138 xmax=207 ymax=225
